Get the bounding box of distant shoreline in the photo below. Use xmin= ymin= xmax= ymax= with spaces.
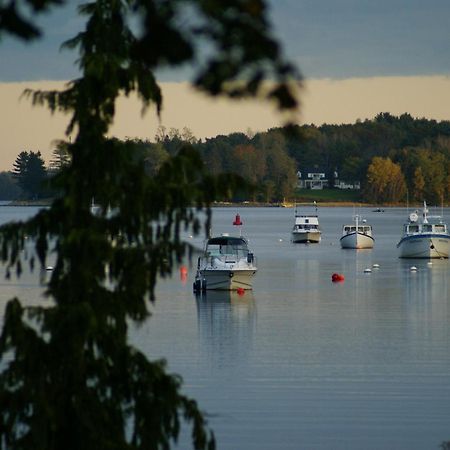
xmin=3 ymin=200 xmax=52 ymax=207
xmin=2 ymin=200 xmax=444 ymax=208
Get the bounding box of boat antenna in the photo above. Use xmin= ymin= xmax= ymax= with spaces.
xmin=423 ymin=200 xmax=428 ymax=224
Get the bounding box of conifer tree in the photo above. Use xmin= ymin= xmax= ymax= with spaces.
xmin=0 ymin=2 xmax=300 ymax=449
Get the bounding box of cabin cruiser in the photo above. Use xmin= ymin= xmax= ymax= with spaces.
xmin=291 ymin=204 xmax=321 ymax=243
xmin=194 ymin=214 xmax=257 ymax=291
xmin=397 ymin=202 xmax=450 ymax=258
xmin=340 ymin=214 xmax=374 ymax=249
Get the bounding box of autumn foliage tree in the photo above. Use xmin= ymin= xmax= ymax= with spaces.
xmin=365 ymin=156 xmax=406 ymax=203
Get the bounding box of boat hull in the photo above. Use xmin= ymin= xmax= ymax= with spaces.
xmin=340 ymin=232 xmax=374 ymax=249
xmin=196 ymin=268 xmax=257 ymax=290
xmin=292 ymin=231 xmax=321 ymax=243
xmin=397 ymin=234 xmax=450 ymax=258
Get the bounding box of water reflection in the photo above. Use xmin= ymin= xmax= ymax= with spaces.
xmin=400 ymin=258 xmax=449 ymax=302
xmin=195 ymin=290 xmax=256 ymax=370
xmin=401 ymin=259 xmax=449 ymax=337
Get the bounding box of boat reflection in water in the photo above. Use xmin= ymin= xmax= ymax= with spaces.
xmin=400 ymin=258 xmax=450 ymax=355
xmin=195 ymin=290 xmax=256 ymax=368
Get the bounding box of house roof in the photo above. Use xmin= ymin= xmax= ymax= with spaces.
xmin=297 ymin=167 xmax=329 ymax=179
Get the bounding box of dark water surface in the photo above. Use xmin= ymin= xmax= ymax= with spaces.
xmin=1 ymin=206 xmax=450 ymax=449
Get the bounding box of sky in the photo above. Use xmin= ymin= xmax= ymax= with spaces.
xmin=0 ymin=0 xmax=450 ymax=170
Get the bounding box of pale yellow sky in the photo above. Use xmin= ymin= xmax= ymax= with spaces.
xmin=1 ymin=76 xmax=449 ymax=171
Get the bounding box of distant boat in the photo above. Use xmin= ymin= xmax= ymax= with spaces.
xmin=340 ymin=214 xmax=374 ymax=249
xmin=291 ymin=203 xmax=321 ymax=243
xmin=280 ymin=198 xmax=294 ymax=208
xmin=372 ymin=208 xmax=384 ymax=212
xmin=193 ymin=214 xmax=257 ymax=291
xmin=397 ymin=201 xmax=450 ymax=258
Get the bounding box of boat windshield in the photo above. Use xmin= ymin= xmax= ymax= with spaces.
xmin=435 ymin=224 xmax=446 ymax=233
xmin=296 ymin=224 xmax=318 ymax=230
xmin=206 ymin=237 xmax=249 ymax=258
xmin=344 ymin=225 xmax=371 ymax=233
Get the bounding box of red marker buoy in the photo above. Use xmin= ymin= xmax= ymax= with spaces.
xmin=237 ymin=287 xmax=245 ymax=296
xmin=233 ymin=214 xmax=243 ymax=226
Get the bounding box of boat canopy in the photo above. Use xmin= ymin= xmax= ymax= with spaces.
xmin=206 ymin=236 xmax=250 ymax=257
xmin=207 ymin=237 xmax=248 ymax=246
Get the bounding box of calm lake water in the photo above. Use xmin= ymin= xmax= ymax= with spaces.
xmin=1 ymin=205 xmax=450 ymax=449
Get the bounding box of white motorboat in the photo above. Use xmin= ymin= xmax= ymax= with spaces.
xmin=194 ymin=214 xmax=257 ymax=291
xmin=397 ymin=201 xmax=450 ymax=258
xmin=291 ymin=204 xmax=321 ymax=243
xmin=340 ymin=214 xmax=374 ymax=249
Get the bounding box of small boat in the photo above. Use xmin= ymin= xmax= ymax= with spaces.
xmin=193 ymin=214 xmax=257 ymax=291
xmin=291 ymin=203 xmax=321 ymax=243
xmin=397 ymin=201 xmax=450 ymax=258
xmin=340 ymin=214 xmax=374 ymax=249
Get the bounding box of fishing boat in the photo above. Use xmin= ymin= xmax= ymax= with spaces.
xmin=397 ymin=201 xmax=450 ymax=258
xmin=291 ymin=203 xmax=321 ymax=243
xmin=340 ymin=214 xmax=374 ymax=249
xmin=193 ymin=214 xmax=257 ymax=291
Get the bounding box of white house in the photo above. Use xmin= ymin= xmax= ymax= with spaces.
xmin=297 ymin=167 xmax=360 ymax=190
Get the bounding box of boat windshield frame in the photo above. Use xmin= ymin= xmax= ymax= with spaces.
xmin=205 ymin=236 xmax=250 ymax=258
xmin=405 ymin=222 xmax=447 ymax=235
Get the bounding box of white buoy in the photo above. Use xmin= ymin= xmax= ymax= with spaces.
xmin=410 ymin=266 xmax=417 ymax=271
xmin=372 ymin=263 xmax=380 ymax=268
xmin=189 ymin=235 xmax=193 ymax=239
xmin=364 ymin=268 xmax=372 ymax=273
xmin=279 ymin=238 xmax=283 ymax=242
xmin=427 ymin=261 xmax=433 ymax=266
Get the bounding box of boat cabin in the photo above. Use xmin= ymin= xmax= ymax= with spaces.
xmin=403 ymin=222 xmax=447 ymax=235
xmin=343 ymin=224 xmax=372 ymax=234
xmin=294 ymin=215 xmax=319 ymax=230
xmin=206 ymin=236 xmax=250 ymax=259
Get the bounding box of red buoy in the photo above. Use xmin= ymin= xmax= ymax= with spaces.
xmin=233 ymin=214 xmax=243 ymax=226
xmin=237 ymin=287 xmax=245 ymax=296
xmin=180 ymin=266 xmax=188 ymax=284
xmin=332 ymin=273 xmax=345 ymax=282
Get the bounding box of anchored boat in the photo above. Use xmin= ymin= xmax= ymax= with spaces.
xmin=291 ymin=203 xmax=321 ymax=243
xmin=397 ymin=201 xmax=450 ymax=258
xmin=340 ymin=214 xmax=374 ymax=249
xmin=193 ymin=214 xmax=257 ymax=291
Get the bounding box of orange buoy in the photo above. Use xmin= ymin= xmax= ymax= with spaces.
xmin=180 ymin=266 xmax=188 ymax=284
xmin=332 ymin=273 xmax=345 ymax=282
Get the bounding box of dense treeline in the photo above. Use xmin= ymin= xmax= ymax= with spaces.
xmin=281 ymin=112 xmax=450 ymax=204
xmin=5 ymin=113 xmax=450 ymax=203
xmin=154 ymin=113 xmax=450 ymax=204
